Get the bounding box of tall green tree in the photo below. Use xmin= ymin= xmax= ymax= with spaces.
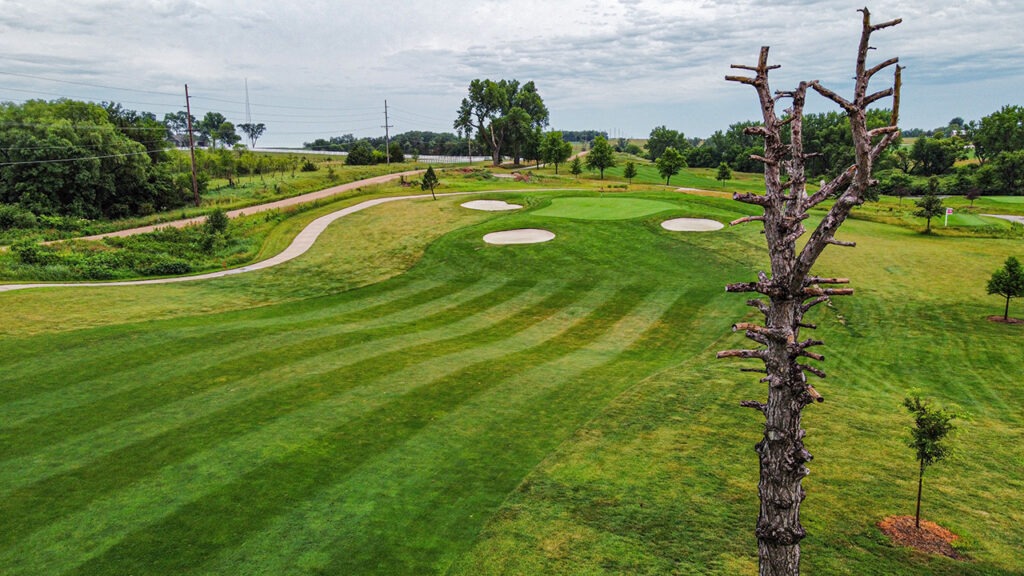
xmin=914 ymin=188 xmax=944 ymax=233
xmin=238 ymin=123 xmax=266 ymax=149
xmin=454 ymin=79 xmax=548 ymax=166
xmin=0 ymin=99 xmax=189 ymax=218
xmin=585 ymin=135 xmax=615 ymax=179
xmin=539 ymin=131 xmax=572 ymax=174
xmin=216 ymin=121 xmax=241 ymax=148
xmin=909 ymin=135 xmax=965 ymax=176
xmin=715 ymin=161 xmax=732 ymax=188
xmin=623 ymin=161 xmax=637 ymax=184
xmin=903 ymin=395 xmax=957 ymax=529
xmin=973 ymin=105 xmax=1024 ymax=164
xmin=645 ymin=125 xmax=686 ymax=163
xmin=198 ymin=112 xmax=227 ymax=149
xmin=987 ymin=256 xmax=1024 ymax=321
xmin=421 ymin=166 xmax=439 ymax=200
xmin=656 ymin=146 xmax=686 ymax=185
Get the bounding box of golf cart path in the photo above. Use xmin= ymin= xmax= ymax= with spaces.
xmin=982 ymin=213 xmax=1024 ymax=225
xmin=0 ymin=188 xmax=583 ymax=292
xmin=75 ymin=169 xmax=427 ymax=241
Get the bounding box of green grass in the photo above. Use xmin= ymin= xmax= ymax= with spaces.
xmin=532 ymin=197 xmax=679 ymax=220
xmin=1 ymin=188 xmax=1022 ymax=575
xmin=984 ymin=196 xmax=1024 ymax=205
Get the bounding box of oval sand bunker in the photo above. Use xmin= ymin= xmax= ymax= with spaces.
xmin=462 ymin=200 xmax=523 ymax=211
xmin=661 ymin=218 xmax=724 ymax=232
xmin=483 ymin=229 xmax=555 ymax=245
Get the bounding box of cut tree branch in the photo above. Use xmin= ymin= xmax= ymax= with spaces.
xmin=717 ymin=349 xmax=767 ymax=360
xmin=731 ymin=215 xmax=766 ymax=226
xmin=799 ymin=364 xmax=827 ymax=379
xmin=806 ymin=385 xmax=824 ymax=403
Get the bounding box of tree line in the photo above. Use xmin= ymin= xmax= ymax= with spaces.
xmin=646 ymin=104 xmax=1024 ymax=196
xmin=0 ymin=98 xmax=279 ymax=224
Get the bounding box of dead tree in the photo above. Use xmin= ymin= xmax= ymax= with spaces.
xmin=717 ymin=9 xmax=902 ymax=576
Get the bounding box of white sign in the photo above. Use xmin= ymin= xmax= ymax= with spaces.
xmin=946 ymin=207 xmax=954 ymax=215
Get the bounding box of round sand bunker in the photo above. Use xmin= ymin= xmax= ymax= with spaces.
xmin=483 ymin=229 xmax=555 ymax=245
xmin=462 ymin=200 xmax=523 ymax=211
xmin=661 ymin=218 xmax=724 ymax=232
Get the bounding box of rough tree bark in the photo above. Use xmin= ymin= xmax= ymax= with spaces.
xmin=717 ymin=9 xmax=902 ymax=576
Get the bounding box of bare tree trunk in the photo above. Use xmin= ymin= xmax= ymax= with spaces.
xmin=718 ymin=9 xmax=902 ymax=575
xmin=915 ymin=459 xmax=925 ymax=528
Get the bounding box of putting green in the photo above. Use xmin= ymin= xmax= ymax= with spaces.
xmin=533 ymin=197 xmax=678 ymax=220
xmin=945 ymin=213 xmax=1002 ymax=227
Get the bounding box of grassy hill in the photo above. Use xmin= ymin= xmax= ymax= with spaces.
xmin=1 ymin=185 xmax=1021 ymax=575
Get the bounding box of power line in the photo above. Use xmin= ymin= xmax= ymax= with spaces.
xmin=0 ymin=70 xmax=181 ymax=97
xmin=0 ymin=147 xmax=167 ymax=167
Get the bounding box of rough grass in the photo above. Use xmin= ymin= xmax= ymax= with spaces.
xmin=1 ymin=189 xmax=1022 ymax=575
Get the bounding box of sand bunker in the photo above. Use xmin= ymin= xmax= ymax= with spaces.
xmin=661 ymin=218 xmax=724 ymax=232
xmin=462 ymin=200 xmax=523 ymax=211
xmin=483 ymin=229 xmax=555 ymax=245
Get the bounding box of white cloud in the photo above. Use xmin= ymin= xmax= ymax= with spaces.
xmin=0 ymin=0 xmax=1020 ymax=144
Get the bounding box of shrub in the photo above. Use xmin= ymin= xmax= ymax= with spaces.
xmin=300 ymin=158 xmax=318 ymax=172
xmin=0 ymin=204 xmax=38 ymax=230
xmin=139 ymin=259 xmax=193 ymax=276
xmin=205 ymin=208 xmax=230 ymax=235
xmin=11 ymin=240 xmax=56 ymax=265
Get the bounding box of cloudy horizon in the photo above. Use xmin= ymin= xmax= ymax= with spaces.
xmin=1 ymin=0 xmax=1021 ymax=148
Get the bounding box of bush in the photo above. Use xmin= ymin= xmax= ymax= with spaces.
xmin=300 ymin=158 xmax=318 ymax=172
xmin=205 ymin=208 xmax=230 ymax=235
xmin=346 ymin=143 xmax=376 ymax=166
xmin=138 ymin=259 xmax=192 ymax=276
xmin=0 ymin=204 xmax=38 ymax=230
xmin=11 ymin=240 xmax=56 ymax=265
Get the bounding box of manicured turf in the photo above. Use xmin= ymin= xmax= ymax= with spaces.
xmin=944 ymin=213 xmax=996 ymax=227
xmin=532 ymin=197 xmax=680 ymax=220
xmin=984 ymin=196 xmax=1024 ymax=204
xmin=1 ymin=190 xmax=1022 ymax=575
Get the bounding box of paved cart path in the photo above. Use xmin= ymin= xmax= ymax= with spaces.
xmin=0 ymin=188 xmax=583 ymax=292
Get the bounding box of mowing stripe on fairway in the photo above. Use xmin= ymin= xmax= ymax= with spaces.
xmin=0 ymin=277 xmax=458 ymax=400
xmin=206 ymin=288 xmax=693 ymax=575
xmin=0 ymin=278 xmax=510 ymax=430
xmin=0 ymin=280 xmax=567 ymax=493
xmin=0 ymin=280 xmax=579 ymax=503
xmin=0 ymin=283 xmax=621 ymax=573
xmin=51 ymin=285 xmax=651 ymax=576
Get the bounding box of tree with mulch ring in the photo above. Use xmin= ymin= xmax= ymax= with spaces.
xmin=878 ymin=516 xmax=965 ymax=560
xmin=879 ymin=396 xmax=963 ymax=560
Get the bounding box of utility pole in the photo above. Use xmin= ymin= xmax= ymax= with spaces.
xmin=382 ymin=99 xmax=393 ymax=165
xmin=245 ymin=78 xmax=251 ymax=125
xmin=184 ymin=84 xmax=200 ymax=207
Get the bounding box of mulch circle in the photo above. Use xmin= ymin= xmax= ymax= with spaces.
xmin=878 ymin=515 xmax=966 ymax=560
xmin=987 ymin=315 xmax=1023 ymax=324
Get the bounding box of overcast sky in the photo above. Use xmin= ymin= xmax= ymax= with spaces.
xmin=1 ymin=0 xmax=1021 ymax=148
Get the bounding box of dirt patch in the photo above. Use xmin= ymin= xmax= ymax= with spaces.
xmin=987 ymin=315 xmax=1023 ymax=324
xmin=878 ymin=515 xmax=966 ymax=560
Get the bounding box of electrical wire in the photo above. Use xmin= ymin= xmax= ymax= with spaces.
xmin=0 ymin=148 xmax=168 ymax=167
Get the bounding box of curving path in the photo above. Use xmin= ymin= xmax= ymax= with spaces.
xmin=982 ymin=213 xmax=1024 ymax=225
xmin=74 ymin=170 xmax=427 ymax=241
xmin=0 ymin=188 xmax=582 ymax=292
